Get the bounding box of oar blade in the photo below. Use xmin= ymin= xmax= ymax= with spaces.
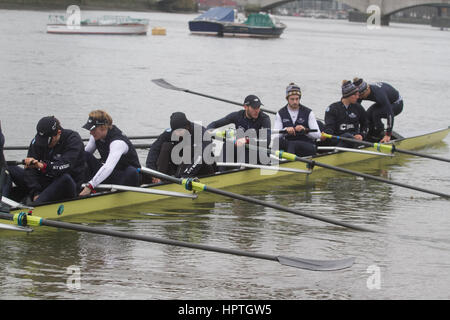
xmin=277 ymin=255 xmax=355 ymax=271
xmin=0 ymin=222 xmax=33 ymax=232
xmin=152 ymin=78 xmax=186 ymax=91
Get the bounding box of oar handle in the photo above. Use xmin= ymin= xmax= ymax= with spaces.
xmin=6 ymin=160 xmax=25 ymax=166
xmin=0 ymin=210 xmax=354 ymax=271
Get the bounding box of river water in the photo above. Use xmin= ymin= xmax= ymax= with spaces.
xmin=0 ymin=9 xmax=449 ymax=301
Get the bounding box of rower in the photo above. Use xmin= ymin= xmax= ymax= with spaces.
xmin=353 ymin=78 xmax=403 ymax=143
xmin=145 ymin=112 xmax=215 ymax=183
xmin=273 ymin=83 xmax=321 ymax=157
xmin=80 ymin=110 xmax=141 ymax=196
xmin=320 ymin=81 xmax=368 ymax=148
xmin=18 ymin=116 xmax=85 ymax=204
xmin=206 ymin=94 xmax=271 ymax=171
xmin=0 ymin=121 xmax=9 ymax=199
xmin=0 ymin=121 xmax=28 ymax=201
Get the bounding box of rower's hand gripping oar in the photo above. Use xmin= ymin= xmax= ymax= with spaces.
xmin=322 ymin=133 xmax=450 ymax=163
xmin=251 ymin=144 xmax=450 ymax=199
xmin=138 ymin=167 xmax=374 ymax=232
xmin=0 ymin=211 xmax=355 ymax=271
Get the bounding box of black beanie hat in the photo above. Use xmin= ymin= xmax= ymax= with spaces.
xmin=342 ymin=80 xmax=358 ymax=98
xmin=170 ymin=112 xmax=190 ymax=130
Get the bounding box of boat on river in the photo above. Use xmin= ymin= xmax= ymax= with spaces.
xmin=189 ymin=7 xmax=286 ymax=38
xmin=2 ymin=126 xmax=449 ymax=223
xmin=47 ymin=15 xmax=149 ymax=35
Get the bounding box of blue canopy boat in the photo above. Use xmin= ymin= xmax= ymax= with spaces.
xmin=188 ymin=7 xmax=286 ymax=38
xmin=188 ymin=7 xmax=236 ymax=36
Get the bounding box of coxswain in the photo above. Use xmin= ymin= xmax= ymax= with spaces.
xmin=80 ymin=110 xmax=141 ymax=196
xmin=321 ymin=80 xmax=368 ymax=148
xmin=353 ymin=78 xmax=403 ymax=143
xmin=273 ymin=83 xmax=321 ymax=156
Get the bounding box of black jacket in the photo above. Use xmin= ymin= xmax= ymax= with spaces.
xmin=146 ymin=122 xmax=211 ymax=177
xmin=207 ymin=110 xmax=271 ymax=148
xmin=324 ymin=101 xmax=368 ymax=137
xmin=25 ymin=129 xmax=85 ymax=197
xmin=360 ymin=82 xmax=401 ymax=133
xmin=95 ymin=125 xmax=140 ymax=170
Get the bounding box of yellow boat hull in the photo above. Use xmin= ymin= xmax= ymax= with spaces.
xmin=6 ymin=127 xmax=449 ymax=222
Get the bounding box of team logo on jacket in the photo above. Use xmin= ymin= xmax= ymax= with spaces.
xmin=349 ymin=113 xmax=357 ymax=118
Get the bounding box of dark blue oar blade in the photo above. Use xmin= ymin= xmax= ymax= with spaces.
xmin=277 ymin=256 xmax=355 ymax=271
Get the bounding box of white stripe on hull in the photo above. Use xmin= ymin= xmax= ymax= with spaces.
xmin=47 ymin=24 xmax=148 ymax=35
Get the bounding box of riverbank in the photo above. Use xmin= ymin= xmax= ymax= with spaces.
xmin=0 ymin=0 xmax=197 ymax=12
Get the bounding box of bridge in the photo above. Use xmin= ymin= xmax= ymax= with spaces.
xmin=235 ymin=0 xmax=450 ymax=25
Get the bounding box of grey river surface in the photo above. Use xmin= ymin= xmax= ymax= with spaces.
xmin=0 ymin=9 xmax=449 ymax=300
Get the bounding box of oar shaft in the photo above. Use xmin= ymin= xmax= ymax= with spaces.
xmin=187 ymin=90 xmax=276 ymax=115
xmin=0 ymin=211 xmax=354 ymax=271
xmin=272 ymin=148 xmax=450 ymax=199
xmin=153 ymin=78 xmax=277 ymax=115
xmin=323 ymin=133 xmax=450 ymax=163
xmin=305 ymin=159 xmax=450 ymax=198
xmin=43 ymin=218 xmax=278 ymax=262
xmin=394 ymin=148 xmax=450 ymax=163
xmin=247 ymin=144 xmax=450 ymax=199
xmin=139 ymin=167 xmax=375 ymax=232
xmin=203 ymin=184 xmax=374 ymax=232
xmin=0 ymin=211 xmax=274 ymax=262
xmin=3 ymin=136 xmax=157 ymax=151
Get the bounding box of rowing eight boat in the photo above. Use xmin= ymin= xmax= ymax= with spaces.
xmin=4 ymin=126 xmax=450 ymax=221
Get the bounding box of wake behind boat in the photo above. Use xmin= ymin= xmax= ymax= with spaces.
xmin=189 ymin=7 xmax=286 ymax=38
xmin=47 ymin=15 xmax=149 ymax=35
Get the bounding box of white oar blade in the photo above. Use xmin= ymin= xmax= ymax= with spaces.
xmin=216 ymin=162 xmax=311 ymax=174
xmin=1 ymin=196 xmax=34 ymax=210
xmin=277 ymin=256 xmax=355 ymax=271
xmin=95 ymin=184 xmax=197 ymax=199
xmin=0 ymin=222 xmax=33 ymax=233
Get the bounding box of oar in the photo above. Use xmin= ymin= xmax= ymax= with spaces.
xmin=216 ymin=162 xmax=312 ymax=174
xmin=322 ymin=133 xmax=450 ymax=163
xmin=138 ymin=167 xmax=375 ymax=232
xmin=0 ymin=211 xmax=355 ymax=271
xmin=317 ymin=146 xmax=394 ymax=157
xmin=0 ymin=222 xmax=33 ymax=232
xmin=1 ymin=195 xmax=34 ymax=210
xmin=152 ymin=78 xmax=278 ymax=115
xmin=3 ymin=135 xmax=159 ymax=151
xmin=4 ymin=143 xmax=153 ymax=151
xmin=82 ymin=135 xmax=159 ymax=142
xmin=249 ymin=144 xmax=450 ymax=199
xmin=93 ymin=184 xmax=197 ymax=199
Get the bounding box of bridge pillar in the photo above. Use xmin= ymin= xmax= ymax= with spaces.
xmin=432 ymin=7 xmax=450 ymax=28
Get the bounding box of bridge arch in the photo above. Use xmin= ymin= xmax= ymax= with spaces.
xmin=385 ymin=2 xmax=450 ymax=16
xmin=255 ymin=0 xmax=450 ymax=15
